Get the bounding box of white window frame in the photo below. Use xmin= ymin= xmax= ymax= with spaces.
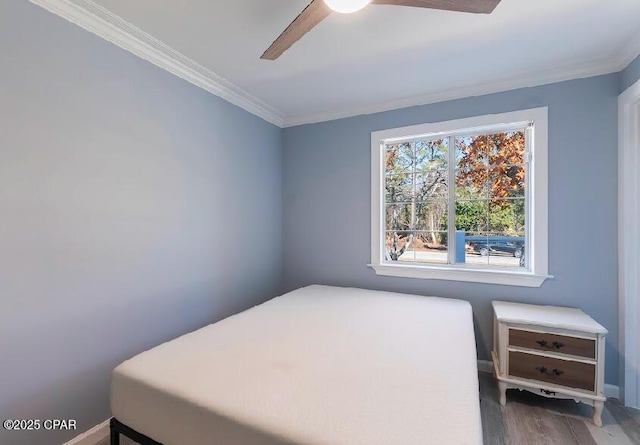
xmin=369 ymin=107 xmax=551 ymax=287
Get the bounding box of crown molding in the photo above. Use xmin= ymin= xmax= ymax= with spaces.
xmin=28 ymin=0 xmax=285 ymax=127
xmin=282 ymin=52 xmax=631 ymax=127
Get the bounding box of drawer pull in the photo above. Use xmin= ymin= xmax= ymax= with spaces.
xmin=535 ymin=339 xmax=565 ymax=350
xmin=535 ymin=366 xmax=565 ymax=377
xmin=541 ymin=389 xmax=557 ymax=396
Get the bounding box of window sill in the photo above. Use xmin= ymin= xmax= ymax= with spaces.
xmin=368 ymin=263 xmax=551 ymax=287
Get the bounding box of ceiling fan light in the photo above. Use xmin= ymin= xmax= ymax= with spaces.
xmin=324 ymin=0 xmax=371 ymax=14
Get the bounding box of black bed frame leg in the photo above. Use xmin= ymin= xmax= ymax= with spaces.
xmin=110 ymin=418 xmax=120 ymax=445
xmin=110 ymin=417 xmax=162 ymax=445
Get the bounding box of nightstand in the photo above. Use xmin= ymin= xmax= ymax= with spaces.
xmin=491 ymin=300 xmax=608 ymax=426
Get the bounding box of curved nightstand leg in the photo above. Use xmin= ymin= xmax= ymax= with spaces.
xmin=593 ymin=401 xmax=604 ymax=427
xmin=498 ymin=381 xmax=507 ymax=406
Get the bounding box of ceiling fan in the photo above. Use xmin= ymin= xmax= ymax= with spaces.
xmin=261 ymin=0 xmax=502 ymax=60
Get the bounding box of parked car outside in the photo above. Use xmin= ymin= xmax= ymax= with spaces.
xmin=471 ymin=240 xmax=523 ymax=258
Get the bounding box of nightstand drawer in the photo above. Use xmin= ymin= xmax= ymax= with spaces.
xmin=509 ymin=351 xmax=595 ymax=392
xmin=510 ymin=329 xmax=595 ymax=359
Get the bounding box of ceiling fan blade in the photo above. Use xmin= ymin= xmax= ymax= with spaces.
xmin=371 ymin=0 xmax=501 ymax=14
xmin=261 ymin=0 xmax=332 ymax=60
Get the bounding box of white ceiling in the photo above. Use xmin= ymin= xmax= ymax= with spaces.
xmin=86 ymin=0 xmax=640 ymax=125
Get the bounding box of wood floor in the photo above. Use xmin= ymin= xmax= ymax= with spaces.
xmin=479 ymin=372 xmax=640 ymax=444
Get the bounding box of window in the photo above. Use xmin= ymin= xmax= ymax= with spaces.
xmin=370 ymin=108 xmax=550 ymax=287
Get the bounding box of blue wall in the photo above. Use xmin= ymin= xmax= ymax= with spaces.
xmin=621 ymin=54 xmax=640 ymax=93
xmin=283 ymin=74 xmax=620 ymax=384
xmin=0 ymin=1 xmax=282 ymax=444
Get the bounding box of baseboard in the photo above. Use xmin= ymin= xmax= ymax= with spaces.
xmin=476 ymin=359 xmax=620 ymax=400
xmin=63 ymin=419 xmax=110 ymax=445
xmin=477 ymin=359 xmax=494 ymax=374
xmin=604 ymin=384 xmax=620 ymax=400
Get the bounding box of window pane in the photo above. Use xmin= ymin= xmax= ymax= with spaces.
xmin=384 ymin=231 xmax=415 ymax=262
xmin=416 ymin=170 xmax=448 ymax=201
xmin=385 ymin=143 xmax=413 ymax=174
xmin=456 ymin=168 xmax=488 ymax=200
xmin=413 ymin=231 xmax=448 ymax=264
xmin=385 ymin=174 xmax=413 ymax=203
xmin=463 ymin=232 xmax=490 ymax=266
xmin=416 ymin=139 xmax=448 ymax=171
xmin=455 ymin=200 xmax=488 ymax=233
xmin=488 ymin=131 xmax=525 ymax=167
xmin=456 ymin=135 xmax=488 ymax=170
xmin=385 ymin=204 xmax=413 ymax=231
xmin=384 ymin=231 xmax=449 ymax=265
xmin=488 ymin=199 xmax=525 ymax=234
xmin=487 ymin=233 xmax=525 ymax=268
xmin=415 ymin=200 xmax=448 ymax=232
xmin=489 ymin=165 xmax=525 ymax=199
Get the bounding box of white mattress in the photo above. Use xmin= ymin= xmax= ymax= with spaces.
xmin=111 ymin=285 xmax=482 ymax=445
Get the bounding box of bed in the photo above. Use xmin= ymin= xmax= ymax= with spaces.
xmin=110 ymin=285 xmax=482 ymax=444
